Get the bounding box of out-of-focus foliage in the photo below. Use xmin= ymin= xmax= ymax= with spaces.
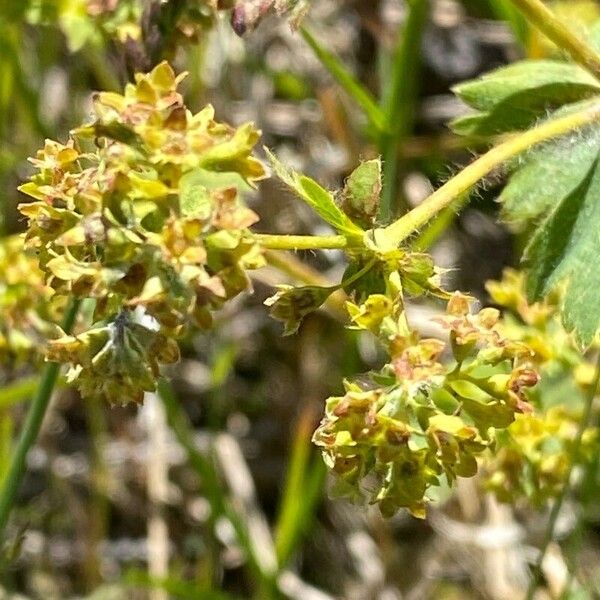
xmin=230 ymin=0 xmax=313 ymax=35
xmin=0 ymin=236 xmax=55 ymax=368
xmin=26 ymin=0 xmax=221 ymax=58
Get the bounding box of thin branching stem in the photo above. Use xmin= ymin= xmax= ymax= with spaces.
xmin=525 ymin=351 xmax=600 ymax=599
xmin=0 ymin=296 xmax=81 ymax=538
xmin=254 ymin=233 xmax=350 ymax=251
xmin=257 ymin=107 xmax=600 ymax=253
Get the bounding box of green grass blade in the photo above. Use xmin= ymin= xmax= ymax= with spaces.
xmin=0 ymin=297 xmax=81 ymax=539
xmin=301 ymin=27 xmax=387 ymax=133
xmin=489 ymin=0 xmax=529 ymax=47
xmin=379 ymin=0 xmax=430 ymax=222
xmin=157 ymin=379 xmax=278 ymax=595
xmin=124 ymin=568 xmax=241 ymax=600
xmin=274 ymin=409 xmax=326 ymax=566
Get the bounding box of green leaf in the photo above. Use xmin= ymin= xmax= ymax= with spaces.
xmin=451 ymin=61 xmax=600 ymax=135
xmin=494 ymin=93 xmax=600 ymax=346
xmin=431 ymin=388 xmax=461 ymax=415
xmin=461 ymin=61 xmax=600 ymax=346
xmin=448 ymin=380 xmax=493 ymax=404
xmin=266 ymin=149 xmax=363 ymax=236
xmin=523 ymin=159 xmax=600 ymax=347
xmin=199 ymin=122 xmax=264 ymax=181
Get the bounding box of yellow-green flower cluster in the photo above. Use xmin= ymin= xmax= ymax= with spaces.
xmin=313 ymin=273 xmax=538 ymax=518
xmin=482 ymin=269 xmax=599 ymax=505
xmin=486 ymin=407 xmax=597 ymax=505
xmin=19 ymin=62 xmax=266 ymax=405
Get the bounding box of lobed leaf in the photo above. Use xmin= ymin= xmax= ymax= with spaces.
xmin=452 ymin=60 xmax=600 ymax=135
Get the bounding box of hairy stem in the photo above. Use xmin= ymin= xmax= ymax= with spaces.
xmin=261 ymin=103 xmax=600 ymax=253
xmin=508 ymin=0 xmax=600 ymax=80
xmin=254 ymin=233 xmax=350 ymax=251
xmin=0 ymin=296 xmax=81 ymax=538
xmin=383 ymin=102 xmax=600 ymax=246
xmin=264 ymin=250 xmax=332 ymax=287
xmin=525 ymin=351 xmax=600 ymax=599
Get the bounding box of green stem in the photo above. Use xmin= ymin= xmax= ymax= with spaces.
xmin=508 ymin=0 xmax=600 ymax=79
xmin=254 ymin=233 xmax=349 ymax=251
xmin=340 ymin=257 xmax=377 ymax=288
xmin=379 ymin=0 xmax=430 ymax=221
xmin=525 ymin=351 xmax=600 ymax=599
xmin=264 ymin=251 xmax=331 ymax=287
xmin=0 ymin=296 xmax=81 ymax=538
xmin=383 ymin=102 xmax=600 ymax=246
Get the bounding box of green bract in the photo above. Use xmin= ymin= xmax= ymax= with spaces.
xmin=19 ymin=61 xmax=266 ymax=405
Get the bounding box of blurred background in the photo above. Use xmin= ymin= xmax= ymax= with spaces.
xmin=1 ymin=1 xmax=600 ymax=598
